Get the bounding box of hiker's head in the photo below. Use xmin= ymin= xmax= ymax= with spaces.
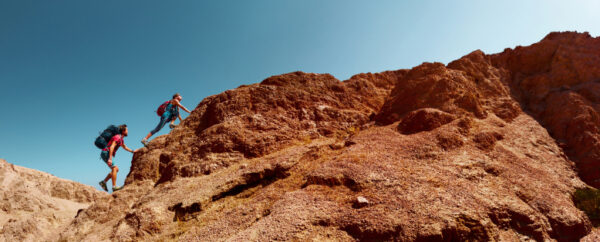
xmin=173 ymin=93 xmax=182 ymax=101
xmin=119 ymin=124 xmax=128 ymax=136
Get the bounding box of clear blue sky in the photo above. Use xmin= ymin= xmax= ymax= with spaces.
xmin=1 ymin=0 xmax=599 ymax=189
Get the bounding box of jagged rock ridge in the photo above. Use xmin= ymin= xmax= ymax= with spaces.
xmin=0 ymin=159 xmax=106 ymax=241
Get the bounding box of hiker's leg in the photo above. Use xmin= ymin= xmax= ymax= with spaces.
xmin=103 ymin=172 xmax=111 ymax=183
xmin=101 ymin=150 xmax=112 ymax=183
xmin=148 ymin=115 xmax=169 ymax=137
xmin=110 ymin=166 xmax=119 ymax=187
xmin=168 ymin=114 xmax=178 ymax=128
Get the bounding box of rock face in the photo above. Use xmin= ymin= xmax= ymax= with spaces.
xmin=491 ymin=32 xmax=600 ymax=188
xmin=6 ymin=31 xmax=599 ymax=241
xmin=0 ymin=159 xmax=106 ymax=241
xmin=126 ymin=70 xmax=404 ymax=184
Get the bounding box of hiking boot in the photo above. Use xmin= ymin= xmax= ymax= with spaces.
xmin=141 ymin=139 xmax=149 ymax=147
xmin=169 ymin=123 xmax=177 ymax=129
xmin=112 ymin=186 xmax=123 ymax=192
xmin=99 ymin=181 xmax=108 ymax=192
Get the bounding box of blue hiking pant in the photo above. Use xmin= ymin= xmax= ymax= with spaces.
xmin=150 ymin=112 xmax=175 ymax=135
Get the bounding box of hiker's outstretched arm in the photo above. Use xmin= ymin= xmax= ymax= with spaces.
xmin=121 ymin=143 xmax=134 ymax=153
xmin=173 ymin=99 xmax=191 ymax=113
xmin=180 ymin=104 xmax=191 ymax=113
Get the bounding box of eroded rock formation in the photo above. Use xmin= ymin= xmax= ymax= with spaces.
xmin=491 ymin=32 xmax=600 ymax=188
xmin=8 ymin=31 xmax=600 ymax=241
xmin=0 ymin=159 xmax=106 ymax=241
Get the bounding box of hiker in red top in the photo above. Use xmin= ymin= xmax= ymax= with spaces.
xmin=141 ymin=93 xmax=191 ymax=146
xmin=99 ymin=125 xmax=135 ymax=192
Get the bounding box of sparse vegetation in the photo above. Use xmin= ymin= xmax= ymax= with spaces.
xmin=573 ymin=187 xmax=600 ymax=226
xmin=347 ymin=126 xmax=360 ymax=136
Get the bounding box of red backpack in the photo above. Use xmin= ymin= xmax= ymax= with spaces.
xmin=156 ymin=101 xmax=170 ymax=116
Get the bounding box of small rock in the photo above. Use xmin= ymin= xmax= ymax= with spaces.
xmin=353 ymin=196 xmax=369 ymax=208
xmin=329 ymin=143 xmax=344 ymax=150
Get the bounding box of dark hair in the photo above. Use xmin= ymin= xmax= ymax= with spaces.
xmin=119 ymin=124 xmax=127 ymax=134
xmin=173 ymin=93 xmax=181 ymax=99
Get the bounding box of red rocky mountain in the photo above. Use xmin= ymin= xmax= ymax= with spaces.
xmin=5 ymin=31 xmax=600 ymax=241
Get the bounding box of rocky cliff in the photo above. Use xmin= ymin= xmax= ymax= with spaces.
xmin=0 ymin=159 xmax=106 ymax=241
xmin=8 ymin=31 xmax=600 ymax=241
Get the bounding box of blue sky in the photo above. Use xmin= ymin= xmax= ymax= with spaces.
xmin=1 ymin=0 xmax=599 ymax=189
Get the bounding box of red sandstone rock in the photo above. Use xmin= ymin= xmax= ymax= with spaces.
xmin=491 ymin=31 xmax=600 ymax=188
xmin=8 ymin=31 xmax=600 ymax=241
xmin=126 ymin=71 xmax=404 ymax=185
xmin=397 ymin=108 xmax=456 ymax=134
xmin=62 ymin=32 xmax=600 ymax=241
